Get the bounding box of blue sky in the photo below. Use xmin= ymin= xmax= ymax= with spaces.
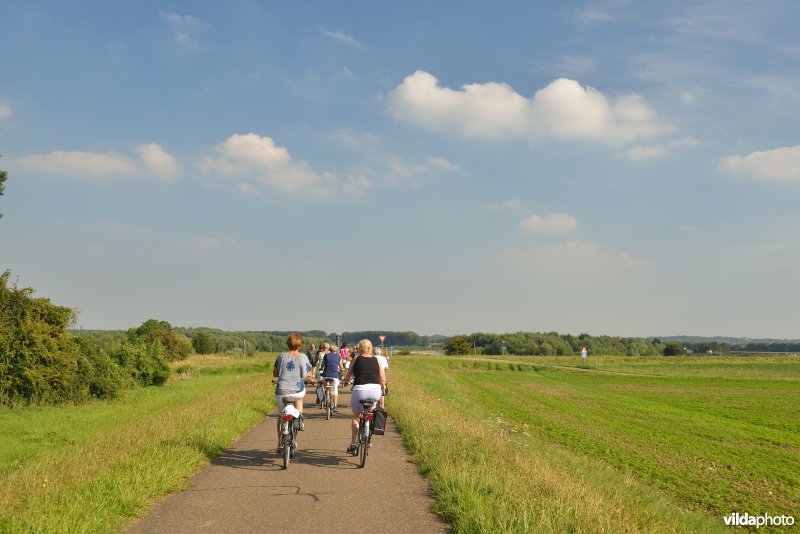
xmin=2 ymin=1 xmax=799 ymax=337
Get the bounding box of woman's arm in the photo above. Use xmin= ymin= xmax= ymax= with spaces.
xmin=378 ymin=365 xmax=386 ymax=388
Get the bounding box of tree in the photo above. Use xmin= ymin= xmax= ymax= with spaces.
xmin=1 ymin=270 xmax=80 ymax=404
xmin=663 ymin=343 xmax=683 ymax=356
xmin=127 ymin=319 xmax=193 ymax=361
xmin=445 ymin=335 xmax=472 ymax=355
xmin=192 ymin=331 xmax=216 ymax=355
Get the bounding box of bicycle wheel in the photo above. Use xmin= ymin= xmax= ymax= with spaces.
xmin=359 ymin=422 xmax=369 ymax=468
xmin=282 ymin=427 xmax=291 ymax=469
xmin=325 ymin=391 xmax=331 ymax=420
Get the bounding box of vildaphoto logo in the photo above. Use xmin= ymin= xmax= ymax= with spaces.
xmin=724 ymin=513 xmax=795 ymax=528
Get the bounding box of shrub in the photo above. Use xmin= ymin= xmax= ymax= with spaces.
xmin=127 ymin=319 xmax=194 ymax=361
xmin=192 ymin=331 xmax=216 ymax=355
xmin=0 ymin=270 xmax=81 ymax=405
xmin=109 ymin=340 xmax=170 ymax=387
xmin=73 ymin=336 xmax=125 ymax=399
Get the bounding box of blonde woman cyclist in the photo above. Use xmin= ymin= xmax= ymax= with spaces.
xmin=342 ymin=339 xmax=386 ymax=453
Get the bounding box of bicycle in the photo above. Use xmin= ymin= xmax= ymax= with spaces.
xmin=320 ymin=378 xmax=335 ymax=420
xmin=278 ymin=398 xmax=302 ymax=469
xmin=351 ymin=399 xmax=375 ymax=468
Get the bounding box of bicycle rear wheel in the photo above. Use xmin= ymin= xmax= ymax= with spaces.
xmin=282 ymin=429 xmax=291 ymax=469
xmin=358 ymin=424 xmax=369 ymax=468
xmin=325 ymin=391 xmax=331 ymax=420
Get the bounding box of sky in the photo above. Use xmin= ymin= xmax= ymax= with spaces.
xmin=2 ymin=1 xmax=800 ymax=338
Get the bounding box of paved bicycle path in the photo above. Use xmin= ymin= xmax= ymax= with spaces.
xmin=126 ymin=389 xmax=449 ymax=534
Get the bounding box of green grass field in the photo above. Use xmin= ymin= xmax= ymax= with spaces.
xmin=0 ymin=354 xmax=276 ymax=533
xmin=2 ymin=352 xmax=797 ymax=533
xmin=387 ymin=355 xmax=800 ymax=533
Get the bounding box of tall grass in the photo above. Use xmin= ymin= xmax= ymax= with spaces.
xmin=0 ymin=354 xmax=275 ymax=533
xmin=387 ymin=355 xmax=799 ymax=533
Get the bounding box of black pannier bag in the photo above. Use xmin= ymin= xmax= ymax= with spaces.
xmin=372 ymin=407 xmax=388 ymax=435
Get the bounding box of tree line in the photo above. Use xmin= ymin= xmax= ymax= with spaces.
xmin=443 ymin=332 xmax=800 ymax=357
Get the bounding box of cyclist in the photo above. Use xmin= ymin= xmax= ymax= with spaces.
xmin=342 ymin=339 xmax=386 ymax=453
xmin=374 ymin=346 xmax=389 ymax=408
xmin=273 ymin=332 xmax=312 ymax=453
xmin=319 ymin=344 xmax=345 ymax=412
xmin=313 ymin=342 xmax=330 ymax=406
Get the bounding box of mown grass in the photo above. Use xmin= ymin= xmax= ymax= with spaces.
xmin=0 ymin=353 xmax=276 ymax=533
xmin=387 ymin=355 xmax=800 ymax=533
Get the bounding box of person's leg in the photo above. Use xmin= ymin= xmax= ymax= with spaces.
xmin=351 ymin=415 xmax=359 ymax=445
xmin=275 ymin=396 xmax=285 ymax=449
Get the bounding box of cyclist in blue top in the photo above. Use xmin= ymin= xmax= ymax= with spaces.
xmin=273 ymin=332 xmax=312 ymax=452
xmin=319 ymin=345 xmax=345 ymax=412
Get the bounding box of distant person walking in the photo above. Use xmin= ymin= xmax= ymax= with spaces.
xmin=273 ymin=332 xmax=312 ymax=453
xmin=342 ymin=339 xmax=386 ymax=453
xmin=581 ymin=346 xmax=588 ymax=359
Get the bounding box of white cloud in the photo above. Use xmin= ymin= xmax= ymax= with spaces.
xmin=135 ymin=143 xmax=180 ymax=179
xmin=575 ymin=8 xmax=616 ymax=26
xmin=0 ymin=103 xmax=11 ymax=120
xmin=322 ymin=29 xmax=360 ymax=46
xmin=519 ymin=213 xmax=579 ymax=233
xmin=679 ymin=90 xmax=697 ymax=105
xmin=160 ymin=11 xmax=207 ymax=49
xmin=184 ymin=237 xmax=239 ymax=251
xmin=719 ymin=145 xmax=800 ymax=181
xmin=385 ymin=156 xmax=459 ymax=186
xmin=196 ymin=133 xmax=372 ymax=198
xmin=389 ymin=71 xmax=673 ymax=144
xmin=14 ymin=144 xmax=179 ymax=181
xmin=624 ymin=137 xmax=701 ymax=161
xmin=503 ymin=241 xmax=648 ymax=274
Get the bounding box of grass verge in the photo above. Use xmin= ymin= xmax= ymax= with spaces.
xmin=387 ymin=355 xmax=799 ymax=533
xmin=0 ymin=354 xmax=275 ymax=533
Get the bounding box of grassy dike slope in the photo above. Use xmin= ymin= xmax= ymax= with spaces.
xmin=0 ymin=355 xmax=276 ymax=533
xmin=387 ymin=355 xmax=800 ymax=533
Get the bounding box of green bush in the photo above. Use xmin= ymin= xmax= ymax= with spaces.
xmin=109 ymin=340 xmax=170 ymax=387
xmin=0 ymin=270 xmax=82 ymax=405
xmin=191 ymin=331 xmax=216 ymax=355
xmin=128 ymin=319 xmax=194 ymax=361
xmin=73 ymin=336 xmax=125 ymax=399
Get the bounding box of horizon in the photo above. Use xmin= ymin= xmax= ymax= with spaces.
xmin=2 ymin=2 xmax=800 ymax=339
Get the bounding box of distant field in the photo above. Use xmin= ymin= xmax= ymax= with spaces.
xmin=0 ymin=354 xmax=276 ymax=533
xmin=387 ymin=354 xmax=800 ymax=533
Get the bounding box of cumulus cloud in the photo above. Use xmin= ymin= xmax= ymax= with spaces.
xmin=719 ymin=145 xmax=800 ymax=181
xmin=624 ymin=137 xmax=701 ymax=161
xmin=195 ymin=133 xmax=373 ymax=198
xmin=389 ymin=71 xmax=673 ymax=144
xmin=14 ymin=144 xmax=179 ymax=181
xmin=519 ymin=213 xmax=579 ymax=233
xmin=503 ymin=241 xmax=648 ymax=274
xmin=322 ymin=29 xmax=360 ymax=46
xmin=0 ymin=103 xmax=11 ymax=120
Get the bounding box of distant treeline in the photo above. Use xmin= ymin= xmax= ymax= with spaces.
xmin=447 ymin=332 xmax=662 ymax=356
xmin=445 ymin=332 xmax=800 ymax=356
xmin=171 ymin=328 xmax=440 ymax=354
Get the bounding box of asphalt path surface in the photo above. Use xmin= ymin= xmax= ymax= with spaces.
xmin=126 ymin=388 xmax=449 ymax=534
